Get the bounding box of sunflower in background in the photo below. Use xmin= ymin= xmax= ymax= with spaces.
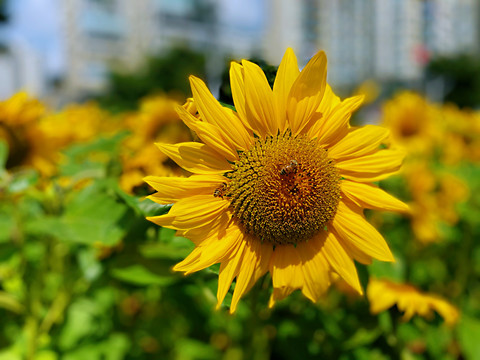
xmin=441 ymin=104 xmax=480 ymax=165
xmin=381 ymin=91 xmax=440 ymax=157
xmin=120 ymin=95 xmax=192 ymax=194
xmin=380 ymin=93 xmax=472 ymax=244
xmin=39 ymin=102 xmax=120 ymax=150
xmin=368 ymin=278 xmax=459 ymax=326
xmin=0 ymin=92 xmax=57 ymax=176
xmin=146 ymin=48 xmax=408 ymax=312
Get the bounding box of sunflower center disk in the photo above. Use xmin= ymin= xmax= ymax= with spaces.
xmin=224 ymin=132 xmax=341 ymax=246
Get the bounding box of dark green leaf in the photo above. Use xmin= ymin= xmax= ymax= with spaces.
xmin=110 ymin=265 xmax=175 ymax=286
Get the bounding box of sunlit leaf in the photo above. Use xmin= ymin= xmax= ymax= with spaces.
xmin=0 ymin=140 xmax=7 ymax=170
xmin=343 ymin=328 xmax=383 ymax=350
xmin=0 ymin=291 xmax=23 ymax=314
xmin=110 ymin=265 xmax=176 ymax=286
xmin=368 ymin=256 xmax=405 ymax=282
xmin=458 ymin=315 xmax=480 ymax=360
xmin=175 ymin=338 xmax=221 ymax=360
xmin=7 ymin=169 xmax=39 ymax=193
xmin=0 ymin=206 xmax=14 ymax=243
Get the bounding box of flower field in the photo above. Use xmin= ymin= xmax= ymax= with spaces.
xmin=0 ymin=51 xmax=479 ymax=360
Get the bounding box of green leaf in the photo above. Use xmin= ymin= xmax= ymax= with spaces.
xmin=0 ymin=207 xmax=14 ymax=243
xmin=368 ymin=256 xmax=405 ymax=282
xmin=345 ymin=348 xmax=390 ymax=360
xmin=355 ymin=262 xmax=369 ymax=295
xmin=110 ymin=264 xmax=175 ymax=286
xmin=58 ymin=298 xmax=96 ymax=350
xmin=103 ymin=333 xmax=131 ymax=360
xmin=8 ymin=169 xmax=39 ymax=193
xmin=175 ymin=338 xmax=220 ymax=360
xmin=62 ymin=184 xmax=128 ymax=245
xmin=24 ymin=183 xmax=128 ymax=246
xmin=219 ymin=101 xmax=236 ymax=111
xmin=60 ymin=131 xmax=128 ymax=178
xmin=137 ymin=198 xmax=172 ymax=217
xmin=140 ymin=236 xmax=194 ymax=260
xmin=77 ymin=248 xmax=103 ymax=282
xmin=62 ymin=334 xmax=130 ymax=360
xmin=458 ymin=314 xmax=480 ymax=360
xmin=0 ymin=348 xmax=22 ymax=360
xmin=0 ymin=140 xmax=8 ymax=169
xmin=343 ymin=328 xmax=383 ymax=350
xmin=0 ymin=291 xmax=24 ymax=314
xmin=115 ymin=188 xmax=172 ymax=216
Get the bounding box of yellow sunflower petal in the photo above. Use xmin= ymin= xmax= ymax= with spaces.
xmin=229 ymin=62 xmax=253 ymax=132
xmin=319 ymin=84 xmax=341 ymax=117
xmin=341 ymin=180 xmax=410 ymax=213
xmin=336 ymin=148 xmax=405 ymax=182
xmin=323 ymin=231 xmax=363 ymax=294
xmin=242 ymin=59 xmax=278 ymax=136
xmin=189 ymin=76 xmax=251 ymax=150
xmin=287 ymin=51 xmax=327 ymax=135
xmin=269 ymin=236 xmax=332 ymax=305
xmin=173 ymin=225 xmax=242 ymax=274
xmin=178 ymin=214 xmax=231 ymax=245
xmin=147 ymin=195 xmax=229 ymax=230
xmin=328 ymin=125 xmax=390 ymax=160
xmin=176 ymin=105 xmax=238 ymax=161
xmin=311 ymin=95 xmax=364 ymax=146
xmin=222 ymin=106 xmax=254 ymax=147
xmin=367 ymin=279 xmax=397 ymax=313
xmin=295 ymin=235 xmax=331 ymax=302
xmin=269 ymin=287 xmax=295 ymax=308
xmin=273 ymin=47 xmax=300 ymax=133
xmin=431 ymin=297 xmax=460 ymax=326
xmin=331 ymin=201 xmax=395 ymax=262
xmin=156 ymin=142 xmax=231 ymax=175
xmin=145 ymin=174 xmax=226 ymax=205
xmin=332 ymin=227 xmax=373 ymax=265
xmin=367 ymin=279 xmax=460 ymax=326
xmin=270 ymin=244 xmax=303 ymax=300
xmin=230 ymin=239 xmax=273 ymax=313
xmin=216 ymin=235 xmax=245 ymax=309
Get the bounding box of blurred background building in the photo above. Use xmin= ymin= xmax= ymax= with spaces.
xmin=0 ymin=0 xmax=479 ymax=102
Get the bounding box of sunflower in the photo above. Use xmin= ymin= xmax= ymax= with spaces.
xmin=39 ymin=101 xmax=119 ymax=149
xmin=381 ymin=91 xmax=439 ymax=156
xmin=146 ymin=48 xmax=408 ymax=312
xmin=120 ymin=95 xmax=192 ymax=193
xmin=367 ymin=278 xmax=459 ymax=326
xmin=0 ymin=92 xmax=56 ymax=176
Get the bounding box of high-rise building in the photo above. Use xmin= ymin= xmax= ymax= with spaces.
xmin=56 ymin=0 xmax=480 ymax=98
xmin=265 ymin=0 xmax=479 ymax=88
xmin=61 ymin=0 xmax=264 ymax=98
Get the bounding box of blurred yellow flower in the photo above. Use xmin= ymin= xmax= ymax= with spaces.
xmin=441 ymin=104 xmax=480 ymax=165
xmin=146 ymin=48 xmax=408 ymax=312
xmin=0 ymin=92 xmax=57 ymax=176
xmin=381 ymin=91 xmax=439 ymax=156
xmin=120 ymin=95 xmax=192 ymax=193
xmin=367 ymin=278 xmax=459 ymax=326
xmin=403 ymin=161 xmax=468 ymax=243
xmin=39 ymin=102 xmax=119 ymax=149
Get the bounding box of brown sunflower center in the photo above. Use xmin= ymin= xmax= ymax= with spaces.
xmin=222 ymin=131 xmax=341 ymax=245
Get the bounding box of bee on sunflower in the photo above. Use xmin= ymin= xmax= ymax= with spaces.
xmin=145 ymin=48 xmax=408 ymax=313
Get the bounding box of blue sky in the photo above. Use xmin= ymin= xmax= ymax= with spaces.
xmin=7 ymin=0 xmax=64 ymax=76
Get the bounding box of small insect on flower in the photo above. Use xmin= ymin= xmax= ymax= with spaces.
xmin=280 ymin=159 xmax=298 ymax=176
xmin=213 ymin=182 xmax=227 ymax=198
